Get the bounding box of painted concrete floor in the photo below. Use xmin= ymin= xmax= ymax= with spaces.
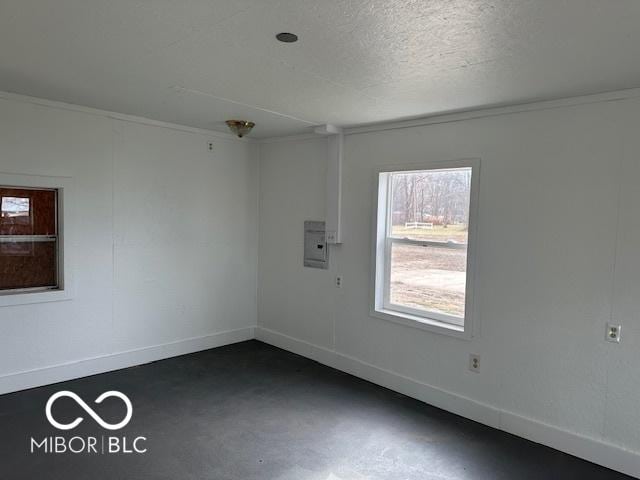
xmin=0 ymin=340 xmax=633 ymax=479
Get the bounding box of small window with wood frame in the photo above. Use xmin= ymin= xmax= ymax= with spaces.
xmin=0 ymin=187 xmax=59 ymax=293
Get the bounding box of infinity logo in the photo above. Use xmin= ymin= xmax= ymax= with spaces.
xmin=45 ymin=391 xmax=133 ymax=431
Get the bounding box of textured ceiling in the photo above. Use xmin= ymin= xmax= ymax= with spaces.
xmin=1 ymin=0 xmax=639 ymax=138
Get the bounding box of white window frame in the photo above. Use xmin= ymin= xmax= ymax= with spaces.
xmin=370 ymin=158 xmax=480 ymax=339
xmin=0 ymin=172 xmax=74 ymax=307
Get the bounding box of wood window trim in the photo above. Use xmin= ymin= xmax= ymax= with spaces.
xmin=0 ymin=173 xmax=74 ymax=307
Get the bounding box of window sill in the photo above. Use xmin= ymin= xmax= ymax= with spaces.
xmin=0 ymin=288 xmax=73 ymax=307
xmin=370 ymin=307 xmax=471 ymax=339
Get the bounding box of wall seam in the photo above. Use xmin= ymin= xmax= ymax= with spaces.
xmin=600 ymin=110 xmax=627 ymax=444
xmin=110 ymin=118 xmax=117 ymax=354
xmin=255 ymin=142 xmax=262 ymax=333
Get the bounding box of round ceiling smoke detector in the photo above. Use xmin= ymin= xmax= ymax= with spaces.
xmin=276 ymin=32 xmax=298 ymax=43
xmin=225 ymin=120 xmax=255 ymax=138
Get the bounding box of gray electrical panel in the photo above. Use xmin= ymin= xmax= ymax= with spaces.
xmin=304 ymin=221 xmax=328 ymax=269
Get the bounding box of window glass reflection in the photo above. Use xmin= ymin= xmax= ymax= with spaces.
xmin=1 ymin=196 xmax=30 ymax=217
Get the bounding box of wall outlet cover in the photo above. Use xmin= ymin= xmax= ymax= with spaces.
xmin=469 ymin=354 xmax=480 ymax=373
xmin=606 ymin=323 xmax=621 ymax=343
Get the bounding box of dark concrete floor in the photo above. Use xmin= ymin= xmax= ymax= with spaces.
xmin=0 ymin=340 xmax=633 ymax=480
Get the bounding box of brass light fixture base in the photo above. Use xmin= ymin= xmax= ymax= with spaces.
xmin=225 ymin=120 xmax=255 ymax=138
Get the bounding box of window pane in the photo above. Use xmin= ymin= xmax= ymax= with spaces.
xmin=0 ymin=240 xmax=57 ymax=290
xmin=390 ymin=168 xmax=471 ymax=244
xmin=0 ymin=188 xmax=56 ymax=236
xmin=389 ymin=243 xmax=466 ymax=318
xmin=0 ymin=187 xmax=58 ymax=291
xmin=1 ymin=197 xmax=30 ymax=216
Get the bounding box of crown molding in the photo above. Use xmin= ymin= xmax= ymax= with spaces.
xmin=0 ymin=90 xmax=253 ymax=143
xmin=257 ymin=132 xmax=323 ymax=145
xmin=4 ymin=86 xmax=640 ymax=146
xmin=257 ymin=87 xmax=640 ymax=143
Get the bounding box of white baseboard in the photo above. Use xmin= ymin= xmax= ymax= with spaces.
xmin=2 ymin=324 xmax=637 ymax=477
xmin=256 ymin=326 xmax=640 ymax=478
xmin=0 ymin=326 xmax=255 ymax=395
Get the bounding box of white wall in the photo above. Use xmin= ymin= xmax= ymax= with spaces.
xmin=1 ymin=88 xmax=639 ymax=475
xmin=0 ymin=94 xmax=258 ymax=393
xmin=257 ymin=96 xmax=640 ymax=476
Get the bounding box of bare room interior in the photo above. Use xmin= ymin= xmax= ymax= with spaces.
xmin=1 ymin=1 xmax=639 ymax=479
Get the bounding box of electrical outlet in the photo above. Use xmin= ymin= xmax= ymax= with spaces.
xmin=606 ymin=323 xmax=621 ymax=343
xmin=335 ymin=276 xmax=343 ymax=288
xmin=208 ymin=142 xmax=214 ymax=151
xmin=469 ymin=354 xmax=480 ymax=373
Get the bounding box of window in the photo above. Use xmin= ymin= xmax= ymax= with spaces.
xmin=0 ymin=186 xmax=59 ymax=293
xmin=372 ymin=160 xmax=479 ymax=336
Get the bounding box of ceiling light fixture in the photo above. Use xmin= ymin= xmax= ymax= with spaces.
xmin=225 ymin=120 xmax=255 ymax=138
xmin=276 ymin=32 xmax=298 ymax=43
